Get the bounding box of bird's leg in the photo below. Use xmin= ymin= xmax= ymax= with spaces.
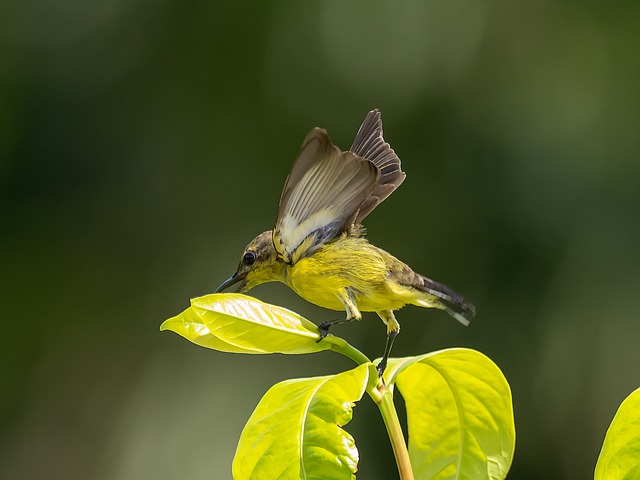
xmin=317 ymin=317 xmax=355 ymax=341
xmin=316 ymin=288 xmax=361 ymax=342
xmin=377 ymin=331 xmax=398 ymax=377
xmin=376 ymin=310 xmax=400 ymax=377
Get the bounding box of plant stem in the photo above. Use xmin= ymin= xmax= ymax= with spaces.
xmin=325 ymin=334 xmax=413 ymax=477
xmin=377 ymin=388 xmax=414 ymax=480
xmin=326 ymin=335 xmax=371 ymax=366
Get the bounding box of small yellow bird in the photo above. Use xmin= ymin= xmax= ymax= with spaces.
xmin=216 ymin=109 xmax=475 ymax=376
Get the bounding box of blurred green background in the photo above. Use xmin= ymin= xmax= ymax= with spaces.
xmin=1 ymin=1 xmax=639 ymax=478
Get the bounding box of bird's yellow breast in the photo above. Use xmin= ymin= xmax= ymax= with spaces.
xmin=284 ymin=236 xmax=411 ymax=313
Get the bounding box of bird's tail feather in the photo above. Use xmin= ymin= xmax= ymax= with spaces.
xmin=412 ymin=274 xmax=476 ymax=326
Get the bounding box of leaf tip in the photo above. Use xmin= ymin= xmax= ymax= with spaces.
xmin=160 ymin=315 xmax=179 ymax=333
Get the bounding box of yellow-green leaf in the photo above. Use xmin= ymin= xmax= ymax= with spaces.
xmin=388 ymin=348 xmax=515 ymax=480
xmin=595 ymin=386 xmax=640 ymax=480
xmin=161 ymin=293 xmax=330 ymax=354
xmin=233 ymin=364 xmax=369 ymax=480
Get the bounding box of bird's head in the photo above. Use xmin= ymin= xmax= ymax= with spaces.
xmin=215 ymin=230 xmax=282 ymax=293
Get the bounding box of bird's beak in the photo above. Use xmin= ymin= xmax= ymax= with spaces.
xmin=215 ymin=272 xmax=247 ymax=293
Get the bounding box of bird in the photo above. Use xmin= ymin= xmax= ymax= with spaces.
xmin=215 ymin=109 xmax=475 ymax=377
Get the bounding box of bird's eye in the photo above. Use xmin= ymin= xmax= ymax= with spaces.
xmin=243 ymin=251 xmax=256 ymax=266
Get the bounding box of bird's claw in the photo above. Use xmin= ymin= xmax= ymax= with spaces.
xmin=316 ymin=322 xmax=331 ymax=343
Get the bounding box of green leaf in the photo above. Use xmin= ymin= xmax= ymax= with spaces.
xmin=233 ymin=364 xmax=370 ymax=480
xmin=388 ymin=348 xmax=515 ymax=480
xmin=595 ymin=386 xmax=640 ymax=480
xmin=161 ymin=293 xmax=330 ymax=355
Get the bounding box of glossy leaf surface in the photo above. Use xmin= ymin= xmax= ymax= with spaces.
xmin=388 ymin=348 xmax=515 ymax=480
xmin=161 ymin=293 xmax=330 ymax=354
xmin=595 ymin=386 xmax=640 ymax=480
xmin=233 ymin=364 xmax=369 ymax=479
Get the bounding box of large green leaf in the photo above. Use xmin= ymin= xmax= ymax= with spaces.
xmin=233 ymin=364 xmax=370 ymax=480
xmin=595 ymin=386 xmax=640 ymax=480
xmin=387 ymin=348 xmax=515 ymax=480
xmin=161 ymin=293 xmax=330 ymax=354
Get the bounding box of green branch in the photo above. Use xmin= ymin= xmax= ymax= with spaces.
xmin=325 ymin=335 xmax=371 ymax=366
xmin=376 ymin=387 xmax=414 ymax=480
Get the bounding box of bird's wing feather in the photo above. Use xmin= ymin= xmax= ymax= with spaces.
xmin=274 ymin=128 xmax=378 ymax=264
xmin=349 ymin=109 xmax=406 ymax=223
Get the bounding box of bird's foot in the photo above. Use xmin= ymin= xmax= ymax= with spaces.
xmin=316 ymin=322 xmax=331 ymax=343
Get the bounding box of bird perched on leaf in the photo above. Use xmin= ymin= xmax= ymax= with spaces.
xmin=216 ymin=109 xmax=475 ymax=376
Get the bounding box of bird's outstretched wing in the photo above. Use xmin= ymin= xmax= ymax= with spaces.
xmin=349 ymin=109 xmax=406 ymax=223
xmin=273 ymin=128 xmax=379 ymax=265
